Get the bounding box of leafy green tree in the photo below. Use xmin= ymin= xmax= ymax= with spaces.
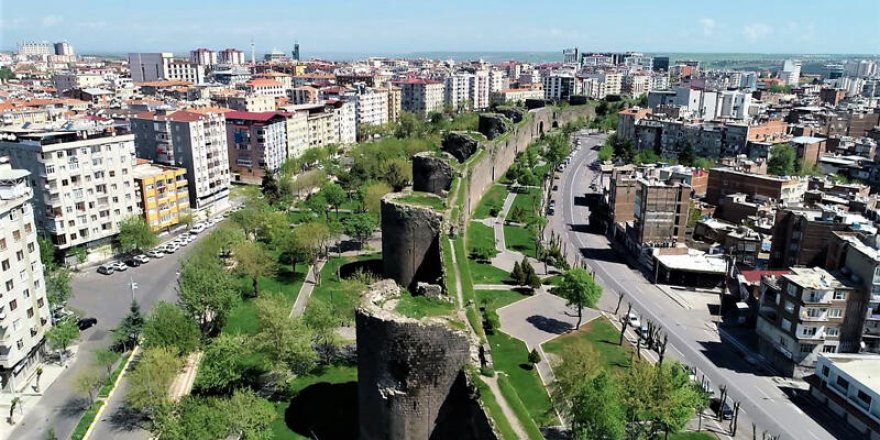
xmin=632 ymin=149 xmax=660 ymax=165
xmin=304 ymin=192 xmax=329 ymax=220
xmin=622 ymin=361 xmax=706 ymax=438
xmin=155 ymin=396 xmax=228 ymax=440
xmin=384 ymin=158 xmax=412 ymax=191
xmin=553 ymin=268 xmax=602 ymax=329
xmin=114 ymin=300 xmax=144 ymax=350
xmin=224 ymin=389 xmax=277 ymax=439
xmin=126 ymin=347 xmax=181 ymax=416
xmin=598 ymin=144 xmax=614 ymax=162
xmin=46 ymin=319 xmax=80 ymax=362
xmin=204 ymin=223 xmax=244 ymax=261
xmin=395 ymin=111 xmax=427 ymax=138
xmin=528 ymin=348 xmax=541 ymax=367
xmin=303 ymin=300 xmax=342 ymax=364
xmin=94 ymin=348 xmax=119 ymax=376
xmin=178 ymin=258 xmax=239 ymax=338
xmin=194 ymin=334 xmax=252 ymax=394
xmin=341 ymin=213 xmax=378 ymax=248
xmin=767 ymin=143 xmax=796 ymax=176
xmin=70 ymin=245 xmax=87 ymax=268
xmin=45 ymin=267 xmax=72 ymax=309
xmin=75 ymin=369 xmax=104 ymax=405
xmin=143 ymin=302 xmax=200 ymax=355
xmin=254 ymin=294 xmax=316 ymax=378
xmin=178 ymin=213 xmax=194 ymax=229
xmin=294 ymin=221 xmax=333 ymax=269
xmin=299 ymin=147 xmax=329 ymax=170
xmin=321 ymin=182 xmax=347 ymax=218
xmin=678 ymin=143 xmax=695 ymax=166
xmin=290 ymin=169 xmax=328 ymax=197
xmin=233 ymin=241 xmax=276 ymax=297
xmin=118 ymin=216 xmax=158 ymax=253
xmin=260 ymin=173 xmax=282 ymax=205
xmin=569 ymin=372 xmax=626 ymax=440
xmin=363 ymin=181 xmax=392 ymax=215
xmin=38 ymin=236 xmax=56 ymax=270
xmin=510 ymin=261 xmax=524 ymax=285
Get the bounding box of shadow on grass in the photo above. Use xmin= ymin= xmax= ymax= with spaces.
xmin=285 ymin=381 xmax=358 ymax=440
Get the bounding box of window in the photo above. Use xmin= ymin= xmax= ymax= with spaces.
xmin=37 ymin=297 xmax=44 ymax=308
xmin=823 ymin=345 xmax=837 ymax=353
xmin=803 ymin=327 xmax=817 ymax=336
xmin=836 ymin=376 xmax=850 ymax=391
xmin=857 ymin=390 xmax=872 ymax=407
xmin=16 ymin=251 xmax=23 ymax=261
xmin=781 ymin=318 xmax=792 ymax=331
xmin=26 ymin=308 xmax=33 ymax=318
xmin=16 ymin=339 xmax=23 ymax=350
xmin=1 ymin=260 xmax=8 ymax=271
xmin=0 ymin=239 xmax=5 ymax=250
xmin=12 ymin=230 xmax=20 ymax=241
xmin=833 ymin=291 xmax=847 ymax=300
xmin=828 ymin=308 xmax=842 ymax=318
xmin=784 ymin=301 xmax=795 ymax=314
xmin=799 ymin=343 xmax=816 ymax=353
xmin=5 ymin=280 xmax=12 ymax=292
xmin=8 ymin=299 xmax=17 ymax=310
xmin=826 ymin=327 xmax=839 ymax=337
xmin=821 ymin=365 xmax=830 ymax=377
xmin=27 ymin=242 xmax=34 ymax=253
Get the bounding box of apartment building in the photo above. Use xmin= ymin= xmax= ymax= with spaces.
xmin=190 ymin=48 xmax=218 ymax=66
xmin=225 ymin=111 xmax=288 ymax=183
xmin=705 ymin=167 xmax=807 ymax=205
xmin=335 ymin=101 xmax=357 ymax=146
xmin=444 ymin=73 xmax=472 ymax=110
xmin=284 ymin=111 xmax=309 ymax=159
xmin=130 ymin=109 xmax=231 ymax=211
xmin=470 ymin=70 xmax=491 ymax=110
xmin=132 ymin=161 xmax=189 ymax=231
xmin=386 ymin=86 xmax=401 ymax=123
xmin=245 ymin=78 xmax=286 ymax=98
xmin=623 ymin=74 xmax=652 ymax=97
xmin=53 ymin=73 xmax=105 ymax=93
xmin=227 ymin=95 xmax=276 ymax=112
xmin=0 ymin=129 xmax=139 ymax=261
xmin=628 ymin=178 xmax=691 ymax=246
xmin=289 ymin=86 xmax=319 ymax=105
xmin=490 ymin=87 xmax=545 ymax=105
xmin=757 ymin=267 xmax=855 ymax=377
xmin=770 ymin=208 xmax=851 ymax=268
xmin=218 ymin=48 xmax=246 ymax=65
xmin=355 ymin=88 xmax=389 ymax=128
xmin=397 ymin=79 xmax=444 ymax=119
xmin=542 ymin=74 xmax=576 ymax=100
xmin=825 ymin=232 xmax=880 ymax=354
xmin=128 ymin=52 xmax=174 ymax=83
xmin=0 ymin=160 xmax=52 ymax=391
xmin=808 ymin=354 xmax=880 ymax=439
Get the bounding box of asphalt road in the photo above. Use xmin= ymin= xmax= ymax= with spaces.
xmin=11 ymin=230 xmax=208 ymax=440
xmin=546 ymin=132 xmax=845 ymax=440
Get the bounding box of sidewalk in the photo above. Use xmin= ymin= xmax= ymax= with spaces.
xmin=0 ymin=346 xmax=79 ymax=439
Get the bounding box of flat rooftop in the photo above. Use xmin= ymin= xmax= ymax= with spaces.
xmin=823 ymin=353 xmax=880 ymax=391
xmin=654 ymin=250 xmax=727 ymax=274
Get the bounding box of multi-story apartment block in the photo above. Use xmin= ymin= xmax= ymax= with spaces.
xmin=335 ymin=101 xmax=357 ymax=145
xmin=245 ymin=78 xmax=285 ymax=98
xmin=825 ymin=232 xmax=880 ymax=354
xmin=470 ymin=70 xmax=491 ymax=110
xmin=132 ymin=161 xmax=189 ymax=232
xmin=488 ymin=70 xmax=508 ymax=94
xmin=444 ymin=74 xmax=472 ymax=110
xmin=127 ymin=53 xmax=173 ymax=83
xmin=355 ymin=88 xmax=389 ymax=128
xmin=490 ymin=87 xmax=545 ymax=106
xmin=628 ymin=178 xmax=690 ymax=246
xmin=16 ymin=42 xmax=53 ymax=56
xmin=130 ymin=109 xmax=230 ymax=211
xmin=228 ymin=95 xmax=276 ymax=113
xmin=542 ymin=74 xmax=576 ymax=101
xmin=386 ymin=86 xmax=402 ymax=123
xmin=623 ymin=74 xmax=652 ymax=97
xmin=164 ymin=61 xmax=206 ymax=84
xmin=284 ymin=111 xmax=309 ymax=159
xmin=780 ymin=59 xmax=802 ymax=86
xmin=190 ymin=48 xmax=218 ymax=66
xmin=0 ymin=159 xmax=52 ymax=391
xmin=218 ymin=48 xmax=246 ymax=65
xmin=769 ymin=208 xmax=850 ymax=268
xmin=0 ymin=129 xmax=139 ymax=261
xmin=705 ymin=168 xmax=807 ymax=205
xmin=225 ymin=111 xmax=288 ymax=183
xmin=808 ymin=354 xmax=880 ymax=438
xmin=397 ymin=79 xmax=444 ymax=119
xmin=757 ymin=267 xmax=855 ymax=377
xmin=53 ymin=73 xmax=105 ymax=93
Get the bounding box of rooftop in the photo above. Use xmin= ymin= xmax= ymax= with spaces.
xmin=821 ymin=353 xmax=880 ymax=392
xmin=654 ymin=249 xmax=728 ymax=274
xmin=791 ymin=135 xmax=825 ymax=144
xmin=785 ymin=266 xmax=847 ymax=290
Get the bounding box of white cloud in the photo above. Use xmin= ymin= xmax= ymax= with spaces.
xmin=743 ymin=23 xmax=772 ymax=41
xmin=41 ymin=15 xmax=62 ymax=27
xmin=699 ymin=18 xmax=716 ymax=36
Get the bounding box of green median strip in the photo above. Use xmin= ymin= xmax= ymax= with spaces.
xmin=69 ymin=400 xmax=104 ymax=440
xmin=497 ymin=374 xmax=545 ymax=440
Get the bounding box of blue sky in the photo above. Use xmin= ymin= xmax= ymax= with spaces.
xmin=1 ymin=0 xmax=878 ymax=55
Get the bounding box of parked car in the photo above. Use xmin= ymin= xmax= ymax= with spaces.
xmin=710 ymin=397 xmax=734 ymax=420
xmin=97 ymin=264 xmax=115 ymax=275
xmin=146 ymin=249 xmax=164 ymax=258
xmin=163 ymin=243 xmax=179 ymax=253
xmin=124 ymin=258 xmax=142 ymax=268
xmin=547 ymin=206 xmax=556 ymax=215
xmin=133 ymin=254 xmax=150 ymax=264
xmin=190 ymin=224 xmax=207 ymax=234
xmin=627 ymin=313 xmax=641 ymax=329
xmin=76 ymin=317 xmax=98 ymax=330
xmin=111 ymin=261 xmax=128 ymax=272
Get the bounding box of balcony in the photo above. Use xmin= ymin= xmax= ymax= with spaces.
xmin=802 ymin=293 xmax=833 ymax=305
xmin=801 ymin=312 xmax=829 ymax=322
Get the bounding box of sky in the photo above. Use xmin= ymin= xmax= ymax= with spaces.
xmin=1 ymin=0 xmax=878 ymax=56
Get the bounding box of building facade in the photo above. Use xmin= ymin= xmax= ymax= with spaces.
xmin=225 ymin=111 xmax=289 ymax=183
xmin=132 ymin=161 xmax=189 ymax=232
xmin=397 ymin=79 xmax=444 ymax=119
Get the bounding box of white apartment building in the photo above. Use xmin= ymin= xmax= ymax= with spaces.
xmin=355 ymin=88 xmax=390 ymax=128
xmin=470 ymin=71 xmax=491 ymax=110
xmin=717 ymin=90 xmax=752 ymax=120
xmin=228 ymin=95 xmax=276 ymax=112
xmin=128 ymin=52 xmax=173 ymax=83
xmin=335 ymin=101 xmax=357 ymax=145
xmin=651 ymin=74 xmax=670 ymax=91
xmin=0 ymin=129 xmax=139 ymax=261
xmin=218 ymin=48 xmax=246 ymax=65
xmin=54 ymin=42 xmax=74 ymax=57
xmin=285 ymin=111 xmax=309 ymax=159
xmin=190 ymin=48 xmax=218 ymax=66
xmin=131 ymin=110 xmax=230 ymax=211
xmin=53 ymin=73 xmax=105 ymax=93
xmin=542 ymin=74 xmax=576 ymax=100
xmin=165 ymin=62 xmax=206 ymax=84
xmin=488 ymin=70 xmax=508 ymax=94
xmin=445 ymin=73 xmax=472 ymax=110
xmin=397 ymin=79 xmax=444 ymax=119
xmin=16 ymin=42 xmax=53 ymax=56
xmin=0 ymin=159 xmax=52 ymax=392
xmin=307 ymin=109 xmax=338 ymax=147
xmin=246 ymin=79 xmax=286 ymax=98
xmin=624 ymin=75 xmax=652 ymax=97
xmin=810 ymin=354 xmax=880 ymax=438
xmin=780 ymin=59 xmax=802 ymax=86
xmin=603 ymin=73 xmax=623 ymax=96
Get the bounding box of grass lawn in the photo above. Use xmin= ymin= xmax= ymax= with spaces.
xmin=271 ymin=364 xmax=358 ymax=440
xmin=230 ymin=183 xmax=261 ymax=200
xmin=534 ymin=163 xmax=551 ymax=180
xmin=395 ymin=292 xmax=456 ymax=319
xmin=468 ymin=260 xmax=512 ymax=285
xmin=542 ymin=274 xmax=563 ymax=286
xmin=542 ymin=317 xmax=633 ymax=373
xmin=503 ymin=225 xmax=538 ymax=258
xmin=397 ymin=192 xmax=446 ymax=210
xmin=308 ymin=253 xmax=382 ymax=321
xmin=473 ymin=185 xmax=509 ymax=219
xmin=475 ymin=289 xmax=529 ymax=312
xmin=223 ymin=263 xmax=308 ymax=335
xmin=510 ymin=186 xmax=542 ymax=224
xmin=477 ymin=378 xmax=519 ymax=440
xmin=669 ymin=432 xmax=718 ymax=440
xmin=488 ymin=331 xmax=557 ymax=426
xmin=497 ymin=374 xmax=544 ymax=439
xmin=467 ymin=222 xmax=496 ymax=254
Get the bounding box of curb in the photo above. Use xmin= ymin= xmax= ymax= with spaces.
xmin=82 ymin=346 xmax=140 ymax=440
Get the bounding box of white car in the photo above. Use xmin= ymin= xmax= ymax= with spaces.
xmin=627 ymin=313 xmax=641 ymax=329
xmin=163 ymin=243 xmax=179 ymax=253
xmin=190 ymin=224 xmax=207 ymax=234
xmin=146 ymin=249 xmax=164 ymax=258
xmin=133 ymin=254 xmax=150 ymax=264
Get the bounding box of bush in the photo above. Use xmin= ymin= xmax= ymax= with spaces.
xmin=470 ymin=245 xmax=497 ymax=263
xmin=484 ymin=309 xmax=500 ymax=334
xmin=480 ymin=366 xmax=496 ymax=377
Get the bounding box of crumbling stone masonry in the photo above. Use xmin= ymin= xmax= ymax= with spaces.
xmin=412 ymin=152 xmax=455 ymax=196
xmin=357 ymin=281 xmax=498 ymax=440
xmin=381 ymin=192 xmax=445 ymax=291
xmin=477 ymin=113 xmax=512 ymax=140
xmin=441 ymin=132 xmax=482 ymax=163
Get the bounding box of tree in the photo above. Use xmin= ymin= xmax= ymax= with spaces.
xmin=294 ymin=221 xmax=333 ymax=267
xmin=528 ymin=348 xmax=541 ymax=367
xmin=678 ymin=143 xmax=695 ymax=166
xmin=341 ymin=213 xmax=378 ymax=248
xmin=46 ymin=266 xmax=73 ymax=309
xmin=621 ymin=361 xmax=706 ymax=438
xmin=553 ymin=268 xmax=602 ymax=329
xmin=35 ymin=366 xmax=44 ymax=392
xmin=126 ymin=347 xmax=181 ymax=416
xmin=94 ymin=348 xmax=119 ymax=376
xmin=304 ymin=192 xmax=329 ymax=220
xmin=178 ymin=213 xmax=194 ymax=229
xmin=193 ymin=333 xmax=252 ymax=395
xmin=253 ymin=294 xmax=316 ymax=378
xmin=46 ymin=319 xmax=79 ymax=362
xmin=767 ymin=143 xmax=796 ymax=176
xmin=178 ymin=258 xmax=239 ymax=338
xmin=118 ymin=216 xmax=158 ymax=253
xmin=39 ymin=236 xmax=56 ymax=270
xmin=143 ymin=302 xmax=200 ymax=355
xmin=8 ymin=396 xmax=20 ymax=424
xmin=303 ymin=300 xmax=341 ymax=364
xmin=598 ymin=144 xmax=614 ymax=162
xmin=233 ymin=241 xmax=276 ymax=297
xmin=114 ymin=300 xmax=145 ymax=351
xmin=290 ymin=169 xmax=328 ymax=197
xmin=395 ymin=111 xmax=427 ymax=139
xmin=568 ymin=372 xmax=626 ymax=440
xmin=223 ymin=389 xmax=277 ymax=439
xmin=204 ymin=223 xmax=244 ymax=262
xmin=363 ymin=181 xmax=392 ymax=215
xmin=70 ymin=246 xmax=87 ymax=269
xmin=510 ymin=261 xmax=524 ymax=285
xmin=261 ymin=173 xmax=282 ymax=205
xmin=75 ymin=370 xmax=104 ymax=405
xmin=384 ymin=158 xmax=412 ymax=191
xmin=527 ymin=269 xmax=543 ymax=291
xmin=321 ymin=182 xmax=347 ymax=218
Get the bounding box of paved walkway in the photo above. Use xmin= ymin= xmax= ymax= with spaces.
xmin=169 ymin=351 xmax=202 ymax=402
xmin=447 ymin=238 xmax=465 ymax=307
xmin=482 ymin=375 xmax=530 ymax=439
xmin=290 ymin=260 xmax=327 ymax=318
xmin=485 ymin=190 xmax=555 ymax=275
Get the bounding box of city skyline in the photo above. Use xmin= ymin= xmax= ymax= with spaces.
xmin=2 ymin=0 xmax=879 ymax=55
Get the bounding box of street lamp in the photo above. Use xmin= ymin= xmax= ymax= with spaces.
xmin=129 ymin=277 xmax=138 ymax=302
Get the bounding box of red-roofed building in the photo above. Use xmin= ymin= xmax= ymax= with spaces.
xmin=225 ymin=111 xmax=289 ymax=183
xmin=245 ymin=78 xmax=285 ymax=98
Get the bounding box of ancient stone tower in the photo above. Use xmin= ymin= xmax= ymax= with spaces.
xmin=380 ymin=192 xmax=445 ymax=291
